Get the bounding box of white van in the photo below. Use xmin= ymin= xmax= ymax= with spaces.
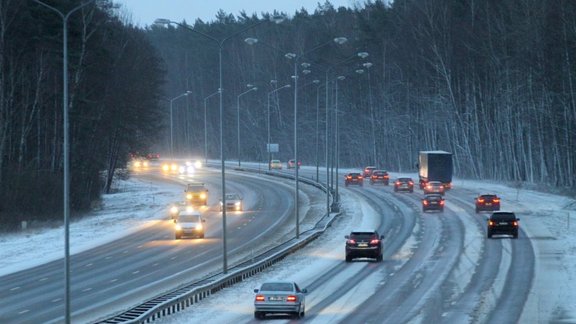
xmin=174 ymin=210 xmax=205 ymax=239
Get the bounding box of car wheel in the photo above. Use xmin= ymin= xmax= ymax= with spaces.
xmin=199 ymin=233 xmax=205 ymax=239
xmin=175 ymin=233 xmax=181 ymax=239
xmin=345 ymin=255 xmax=352 ymax=262
xmin=345 ymin=183 xmax=349 ymax=187
xmin=409 ymin=189 xmax=413 ymax=193
xmin=254 ymin=311 xmax=264 ymax=319
xmin=475 ymin=208 xmax=479 ymax=213
xmin=513 ymin=232 xmax=518 ymax=239
xmin=377 ymin=254 xmax=383 ymax=262
xmin=487 ymin=232 xmax=492 ymax=239
xmin=422 ymin=208 xmax=426 ymax=213
xmin=384 ymin=181 xmax=389 ymax=186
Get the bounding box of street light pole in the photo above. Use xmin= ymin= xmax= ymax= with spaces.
xmin=285 ymin=37 xmax=347 ymax=239
xmin=266 ymin=82 xmax=291 ymax=169
xmin=170 ymin=91 xmax=192 ymax=158
xmin=335 ymin=76 xmax=345 ymax=206
xmin=237 ymin=85 xmax=257 ymax=167
xmin=155 ymin=16 xmax=283 ymax=274
xmin=203 ymin=91 xmax=219 ymax=164
xmin=312 ymin=80 xmax=322 ymax=182
xmin=32 ymin=1 xmax=94 ymax=322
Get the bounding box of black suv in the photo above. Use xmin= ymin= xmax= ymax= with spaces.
xmin=487 ymin=212 xmax=519 ymax=239
xmin=345 ymin=230 xmax=383 ymax=262
xmin=422 ymin=194 xmax=445 ymax=212
xmin=369 ymin=170 xmax=390 ymax=185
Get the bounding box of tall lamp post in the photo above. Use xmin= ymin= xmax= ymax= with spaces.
xmin=170 ymin=91 xmax=192 ymax=158
xmin=203 ymin=91 xmax=219 ymax=164
xmin=237 ymin=84 xmax=258 ymax=166
xmin=285 ymin=36 xmax=348 ymax=239
xmin=265 ymin=82 xmax=291 ymax=169
xmin=33 ymin=1 xmax=94 ymax=322
xmin=312 ymin=79 xmax=322 ymax=182
xmin=155 ymin=16 xmax=283 ymax=274
xmin=334 ymin=75 xmax=345 ymax=207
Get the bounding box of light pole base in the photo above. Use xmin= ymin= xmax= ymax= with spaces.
xmin=330 ymin=202 xmax=340 ymax=213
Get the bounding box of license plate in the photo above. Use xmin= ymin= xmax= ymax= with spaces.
xmin=431 ymin=202 xmax=438 ymax=204
xmin=358 ymin=243 xmax=368 ymax=247
xmin=499 ymin=222 xmax=508 ymax=225
xmin=268 ymin=296 xmax=283 ymax=301
xmin=486 ymin=203 xmax=492 ymax=206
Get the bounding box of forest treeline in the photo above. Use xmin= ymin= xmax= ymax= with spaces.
xmin=0 ymin=0 xmax=163 ymax=229
xmin=1 ymin=0 xmax=575 ymax=229
xmin=149 ymin=0 xmax=575 ymax=189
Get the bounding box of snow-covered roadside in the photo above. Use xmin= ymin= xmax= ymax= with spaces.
xmin=0 ymin=177 xmax=182 ymax=277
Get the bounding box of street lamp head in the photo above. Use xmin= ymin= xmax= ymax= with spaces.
xmin=356 ymin=69 xmax=365 ymax=74
xmin=186 ymin=90 xmax=192 ymax=94
xmin=247 ymin=84 xmax=255 ymax=88
xmin=153 ymin=18 xmax=172 ymax=26
xmin=357 ymin=51 xmax=369 ymax=59
xmin=301 ymin=62 xmax=311 ymax=68
xmin=285 ymin=52 xmax=297 ymax=59
xmin=270 ymin=80 xmax=278 ymax=84
xmin=363 ymin=62 xmax=373 ymax=68
xmin=334 ymin=37 xmax=348 ymax=45
xmin=284 ymin=84 xmax=292 ymax=88
xmin=244 ymin=37 xmax=258 ymax=45
xmin=302 ymin=69 xmax=311 ymax=74
xmin=251 ymin=87 xmax=258 ymax=91
xmin=337 ymin=75 xmax=346 ymax=81
xmin=270 ymin=14 xmax=286 ymax=24
xmin=313 ymin=79 xmax=321 ymax=84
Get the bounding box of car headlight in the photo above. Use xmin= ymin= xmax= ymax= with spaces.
xmin=170 ymin=163 xmax=178 ymax=171
xmin=142 ymin=161 xmax=149 ymax=167
xmin=194 ymin=160 xmax=202 ymax=169
xmin=196 ymin=223 xmax=203 ymax=230
xmin=186 ymin=193 xmax=193 ymax=200
xmin=200 ymin=193 xmax=206 ymax=199
xmin=186 ymin=165 xmax=195 ymax=174
xmin=162 ymin=164 xmax=170 ymax=172
xmin=234 ymin=201 xmax=241 ymax=206
xmin=170 ymin=206 xmax=179 ymax=214
xmin=185 ymin=206 xmax=194 ymax=212
xmin=175 ymin=224 xmax=182 ymax=231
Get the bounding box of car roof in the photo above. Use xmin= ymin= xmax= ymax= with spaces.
xmin=397 ymin=177 xmax=412 ymax=180
xmin=373 ymin=170 xmax=388 ymax=173
xmin=350 ymin=229 xmax=378 ymax=234
xmin=479 ymin=194 xmax=498 ymax=197
xmin=364 ymin=166 xmax=376 ymax=169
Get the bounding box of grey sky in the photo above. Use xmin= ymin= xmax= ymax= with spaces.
xmin=113 ymin=0 xmax=362 ymax=27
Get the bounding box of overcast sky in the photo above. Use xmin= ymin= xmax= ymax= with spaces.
xmin=113 ymin=0 xmax=362 ymax=27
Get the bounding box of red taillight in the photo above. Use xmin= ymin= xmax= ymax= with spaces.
xmin=255 ymin=295 xmax=265 ymax=302
xmin=359 ymin=176 xmax=363 ymax=179
xmin=423 ymin=200 xmax=429 ymax=205
xmin=346 ymin=176 xmax=352 ymax=179
xmin=493 ymin=199 xmax=500 ymax=203
xmin=395 ymin=181 xmax=400 ymax=185
xmin=347 ymin=239 xmax=356 ymax=244
xmin=440 ymin=200 xmax=445 ymax=205
xmin=477 ymin=198 xmax=485 ymax=203
xmin=370 ymin=239 xmax=380 ymax=245
xmin=513 ymin=221 xmax=518 ymax=226
xmin=489 ymin=220 xmax=495 ymax=226
xmin=409 ymin=181 xmax=414 ymax=185
xmin=286 ymin=295 xmax=298 ymax=302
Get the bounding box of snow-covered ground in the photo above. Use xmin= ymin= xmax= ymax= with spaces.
xmin=1 ymin=169 xmax=574 ymax=323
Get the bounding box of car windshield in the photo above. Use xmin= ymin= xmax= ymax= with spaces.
xmin=426 ymin=195 xmax=443 ymax=200
xmin=350 ymin=232 xmax=377 ymax=240
xmin=260 ymin=283 xmax=293 ymax=292
xmin=399 ymin=178 xmax=411 ymax=182
xmin=492 ymin=213 xmax=516 ymax=221
xmin=187 ymin=185 xmax=205 ymax=191
xmin=481 ymin=195 xmax=497 ymax=199
xmin=349 ymin=173 xmax=361 ymax=177
xmin=178 ymin=214 xmax=201 ymax=223
xmin=225 ymin=194 xmax=240 ymax=200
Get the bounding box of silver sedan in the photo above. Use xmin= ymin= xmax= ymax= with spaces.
xmin=254 ymin=281 xmax=307 ymax=319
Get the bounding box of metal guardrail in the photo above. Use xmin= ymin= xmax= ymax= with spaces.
xmin=95 ymin=164 xmax=339 ymax=323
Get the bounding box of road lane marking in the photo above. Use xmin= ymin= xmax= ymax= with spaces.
xmin=52 ymin=298 xmax=61 ymax=302
xmin=153 ymin=263 xmax=159 ymax=267
xmin=10 ymin=287 xmax=20 ymax=291
xmin=18 ymin=310 xmax=30 ymax=314
xmin=82 ymin=288 xmax=92 ymax=292
xmin=132 ymin=270 xmax=140 ymax=274
xmin=39 ymin=277 xmax=49 ymax=282
xmin=110 ymin=279 xmax=118 ymax=283
xmin=105 ymin=256 xmax=112 ymax=260
xmin=85 ymin=263 xmax=93 ymax=267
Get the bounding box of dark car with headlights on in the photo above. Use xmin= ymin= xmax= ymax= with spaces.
xmin=487 ymin=212 xmax=519 ymax=238
xmin=369 ymin=170 xmax=390 ymax=185
xmin=475 ymin=194 xmax=501 ymax=213
xmin=219 ymin=193 xmax=243 ymax=211
xmin=345 ymin=230 xmax=383 ymax=262
xmin=287 ymin=159 xmax=301 ymax=169
xmin=394 ymin=177 xmax=414 ymax=193
xmin=362 ymin=166 xmax=377 ymax=178
xmin=344 ymin=172 xmax=363 ymax=187
xmin=254 ymin=281 xmax=307 ymax=319
xmin=422 ymin=194 xmax=445 ymax=212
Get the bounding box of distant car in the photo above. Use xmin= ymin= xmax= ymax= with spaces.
xmin=168 ymin=201 xmax=191 ymax=219
xmin=422 ymin=194 xmax=445 ymax=212
xmin=345 ymin=172 xmax=363 ymax=186
xmin=487 ymin=212 xmax=519 ymax=239
xmin=220 ymin=193 xmax=243 ymax=211
xmin=287 ymin=159 xmax=301 ymax=169
xmin=423 ymin=181 xmax=445 ymax=195
xmin=185 ymin=182 xmax=208 ymax=206
xmin=369 ymin=170 xmax=390 ymax=185
xmin=254 ymin=281 xmax=307 ymax=319
xmin=270 ymin=159 xmax=282 ymax=170
xmin=362 ymin=166 xmax=377 ymax=178
xmin=345 ymin=230 xmax=384 ymax=262
xmin=394 ymin=177 xmax=414 ymax=193
xmin=161 ymin=162 xmax=179 ymax=173
xmin=475 ymin=194 xmax=501 ymax=213
xmin=131 ymin=158 xmax=149 ymax=168
xmin=146 ymin=153 xmax=160 ymax=160
xmin=174 ymin=210 xmax=205 ymax=239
